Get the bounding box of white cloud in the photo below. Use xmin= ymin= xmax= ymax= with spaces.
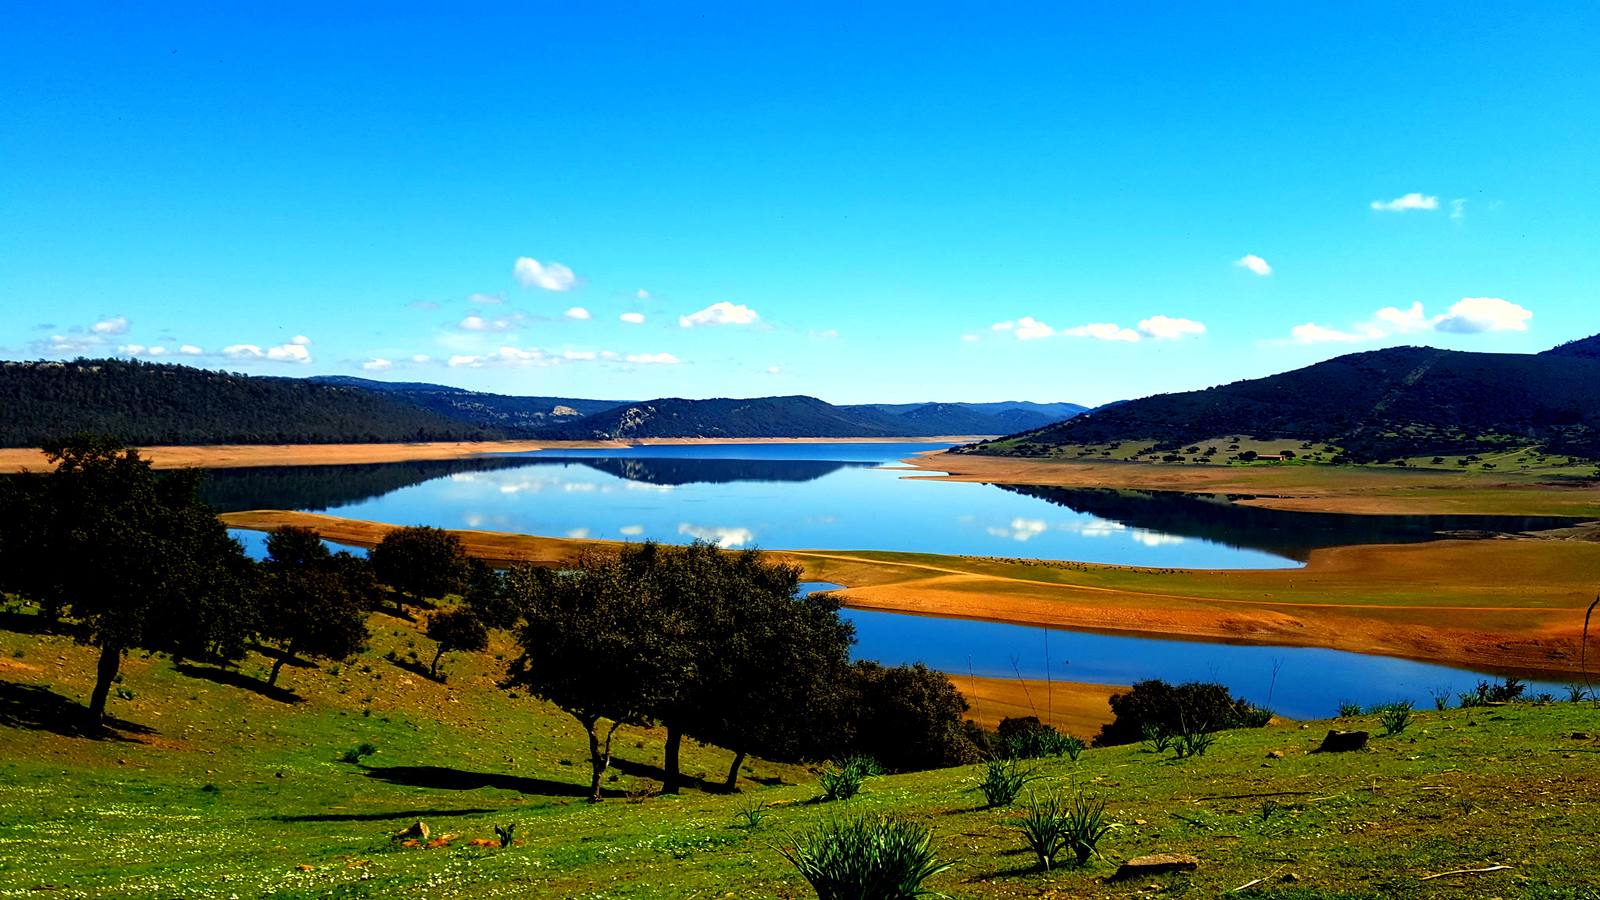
xmin=411 ymin=353 xmax=432 ymax=363
xmin=92 ymin=316 xmax=129 ymax=335
xmin=119 ymin=343 xmax=146 ymax=355
xmin=290 ymin=335 xmax=311 ymax=346
xmin=625 ymin=352 xmax=682 ymax=365
xmin=1235 ymin=254 xmax=1272 ymax=276
xmin=809 ymin=328 xmax=840 ymax=340
xmin=620 ymin=312 xmax=645 ymax=324
xmin=1289 ymin=297 xmax=1532 ymax=344
xmin=990 ymin=317 xmax=1054 ymax=339
xmin=960 ymin=334 xmax=980 ymax=343
xmin=468 ymin=292 xmax=504 ymax=305
xmin=563 ymin=350 xmax=597 ymax=360
xmin=1370 ymin=192 xmax=1439 ymax=212
xmin=636 ymin=289 xmax=650 ymax=300
xmin=1433 ymin=297 xmax=1532 ymax=333
xmin=620 ymin=525 xmax=644 ymax=536
xmin=986 ymin=517 xmax=1049 ymax=542
xmin=513 ymin=257 xmax=576 ymax=291
xmin=765 ymin=365 xmax=782 ymax=375
xmin=1137 ymin=315 xmax=1206 ymax=340
xmin=362 ymin=358 xmax=393 ymax=371
xmin=179 ymin=344 xmax=203 ymax=355
xmin=1450 ymin=198 xmax=1467 ymax=221
xmin=221 ymin=340 xmax=312 ymax=364
xmin=678 ymin=523 xmax=754 ymax=548
xmin=1062 ymin=322 xmax=1142 ymax=342
xmin=564 ymin=306 xmax=592 ymax=320
xmin=565 ymin=528 xmax=591 ymax=540
xmin=679 ymin=301 xmax=759 ymax=328
xmin=458 ymin=313 xmax=524 ymax=332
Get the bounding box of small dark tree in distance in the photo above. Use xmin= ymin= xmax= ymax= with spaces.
xmin=425 ymin=606 xmax=488 ymax=678
xmin=370 ymin=525 xmax=468 ymax=617
xmin=463 ymin=558 xmax=521 ymax=630
xmin=258 ymin=526 xmax=370 ymax=688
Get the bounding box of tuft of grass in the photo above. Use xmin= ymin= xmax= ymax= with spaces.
xmin=1337 ymin=700 xmax=1363 ymax=718
xmin=1172 ymin=722 xmax=1216 ymax=759
xmin=975 ymin=757 xmax=1032 ymax=809
xmin=1017 ymin=791 xmax=1067 ymax=871
xmin=819 ymin=756 xmax=879 ymax=803
xmin=1565 ymin=683 xmax=1592 ymax=703
xmin=1061 ymin=792 xmax=1112 ymax=867
xmin=1378 ymin=701 xmax=1414 ymax=736
xmin=493 ymin=823 xmax=516 ymax=849
xmin=779 ymin=815 xmax=950 ymax=900
xmin=733 ymin=798 xmax=770 ymax=829
xmin=1140 ymin=722 xmax=1171 ymax=753
xmin=339 ymin=742 xmax=378 ymax=764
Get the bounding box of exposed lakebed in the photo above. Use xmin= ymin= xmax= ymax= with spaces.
xmin=211 ymin=442 xmax=1579 ymax=718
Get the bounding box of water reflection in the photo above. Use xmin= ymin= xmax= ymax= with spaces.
xmin=997 ymin=484 xmax=1584 ymax=561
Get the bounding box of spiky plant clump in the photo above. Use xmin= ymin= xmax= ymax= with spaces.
xmin=779 ymin=815 xmax=950 ymax=900
xmin=1018 ymin=792 xmax=1068 ymax=871
xmin=1378 ymin=700 xmax=1414 ymax=736
xmin=976 ymin=757 xmax=1031 ymax=809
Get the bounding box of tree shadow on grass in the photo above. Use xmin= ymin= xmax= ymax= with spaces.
xmin=388 ymin=657 xmax=442 ymax=682
xmin=608 ymin=756 xmax=723 ymax=793
xmin=0 ymin=610 xmax=73 ymax=637
xmin=173 ymin=663 xmax=304 ymax=705
xmin=359 ymin=764 xmax=624 ymax=799
xmin=0 ymin=680 xmax=154 ymax=741
xmin=272 ymin=807 xmax=500 ymax=823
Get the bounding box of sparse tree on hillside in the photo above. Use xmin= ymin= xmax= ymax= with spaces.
xmin=264 ymin=525 xmax=330 ymax=570
xmin=370 ymin=525 xmax=468 ymax=617
xmin=257 ymin=566 xmax=369 ymax=688
xmin=0 ymin=438 xmax=252 ymax=724
xmin=463 ymin=558 xmax=521 ymax=630
xmin=425 ymin=606 xmax=488 ymax=678
xmin=844 ymin=661 xmax=980 ymax=771
xmin=504 ymin=555 xmax=685 ymax=802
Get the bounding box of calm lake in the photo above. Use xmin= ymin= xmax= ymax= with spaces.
xmin=212 ymin=442 xmax=1578 ymax=719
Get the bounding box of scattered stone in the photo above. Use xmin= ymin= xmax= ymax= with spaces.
xmin=1571 ymin=732 xmax=1590 ymax=740
xmin=1315 ymin=730 xmax=1369 ymax=753
xmin=394 ymin=820 xmax=430 ymax=842
xmin=1266 ymin=750 xmax=1286 ymax=759
xmin=1111 ymin=853 xmax=1200 ymax=881
xmin=1281 ymin=872 xmax=1300 ymax=882
xmin=1133 ymin=818 xmax=1148 ymax=826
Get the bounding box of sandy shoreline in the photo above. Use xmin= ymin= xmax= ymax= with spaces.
xmin=901 ymin=452 xmax=1600 ymax=517
xmin=219 ymin=510 xmax=1600 ymax=678
xmin=0 ymin=436 xmax=985 ymax=474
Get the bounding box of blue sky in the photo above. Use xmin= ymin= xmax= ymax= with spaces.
xmin=3 ymin=3 xmax=1596 ymax=405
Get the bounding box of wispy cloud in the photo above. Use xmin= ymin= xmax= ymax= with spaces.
xmin=1370 ymin=192 xmax=1438 ymax=212
xmin=468 ymin=292 xmax=505 ymax=305
xmin=1450 ymin=198 xmax=1467 ymax=221
xmin=1137 ymin=315 xmax=1206 ymax=340
xmin=513 ymin=257 xmax=577 ymax=291
xmin=988 ymin=314 xmax=1205 ymax=343
xmin=458 ymin=313 xmax=525 ymax=332
xmin=564 ymin=307 xmax=591 ymax=320
xmin=679 ymin=301 xmax=759 ymax=328
xmin=625 ymin=352 xmax=682 ymax=365
xmin=223 ymin=335 xmax=313 ymax=364
xmin=362 ymin=358 xmax=392 ymax=371
xmin=1235 ymin=254 xmax=1272 ymax=276
xmin=620 ymin=312 xmax=645 ymax=324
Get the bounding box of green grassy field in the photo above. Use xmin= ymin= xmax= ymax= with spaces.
xmin=3 ymin=605 xmax=1599 ymax=898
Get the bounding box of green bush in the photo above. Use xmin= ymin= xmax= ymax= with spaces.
xmin=780 ymin=815 xmax=950 ymax=900
xmin=1140 ymin=722 xmax=1171 ymax=753
xmin=1172 ymin=721 xmax=1217 ymax=759
xmin=976 ymin=757 xmax=1032 ymax=808
xmin=1337 ymin=700 xmax=1363 ymax=718
xmin=1018 ymin=791 xmax=1112 ymax=870
xmin=1096 ymin=680 xmax=1268 ymax=746
xmin=1378 ymin=701 xmax=1413 ymax=736
xmin=1460 ymin=677 xmax=1527 ymax=708
xmin=819 ymin=756 xmax=880 ymax=802
xmin=997 ymin=716 xmax=1085 ymax=760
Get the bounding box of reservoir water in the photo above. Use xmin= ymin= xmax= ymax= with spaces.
xmin=209 ymin=442 xmax=1580 ymax=721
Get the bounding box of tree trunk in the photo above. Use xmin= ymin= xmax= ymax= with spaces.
xmin=662 ymin=723 xmax=683 ymax=794
xmin=87 ymin=641 xmax=122 ymax=724
xmin=724 ymin=749 xmax=747 ymax=792
xmin=268 ymin=638 xmax=298 ymax=688
xmin=583 ymin=715 xmax=620 ymax=803
xmin=429 ymin=645 xmax=446 ymax=678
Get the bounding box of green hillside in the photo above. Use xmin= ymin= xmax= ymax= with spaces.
xmin=968 ymin=339 xmax=1600 ymax=463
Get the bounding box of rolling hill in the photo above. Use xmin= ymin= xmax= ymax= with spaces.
xmin=965 ymin=336 xmax=1600 ymax=462
xmin=0 ymin=360 xmax=1083 ymax=446
xmin=0 ymin=359 xmax=498 ymax=447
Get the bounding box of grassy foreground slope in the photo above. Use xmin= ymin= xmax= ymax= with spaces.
xmin=2 ymin=615 xmax=1599 ymax=898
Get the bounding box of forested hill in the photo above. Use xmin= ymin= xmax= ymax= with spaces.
xmin=309 ymin=376 xmax=628 ymax=433
xmin=964 ymin=337 xmax=1600 ymax=462
xmin=532 ymin=396 xmax=922 ymax=439
xmin=0 ymin=360 xmax=499 ymax=446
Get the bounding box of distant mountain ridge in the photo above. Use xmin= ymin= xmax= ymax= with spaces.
xmin=965 ymin=336 xmax=1600 ymax=462
xmin=0 ymin=359 xmax=1083 ymax=446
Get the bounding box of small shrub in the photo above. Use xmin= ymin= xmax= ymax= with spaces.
xmin=339 ymin=742 xmax=377 ymax=764
xmin=1460 ymin=677 xmax=1527 ymax=708
xmin=115 ymin=686 xmax=135 ymax=701
xmin=1239 ymin=707 xmax=1273 ymax=728
xmin=780 ymin=815 xmax=950 ymax=899
xmin=1062 ymin=793 xmax=1112 ymax=866
xmin=493 ymin=823 xmax=516 ymax=848
xmin=1097 ymin=680 xmax=1267 ymax=746
xmin=1337 ymin=700 xmax=1363 ymax=718
xmin=997 ymin=717 xmax=1082 ymax=760
xmin=1429 ymin=687 xmax=1452 ymax=711
xmin=1059 ymin=735 xmax=1085 ymax=762
xmin=1378 ymin=701 xmax=1413 ymax=736
xmin=976 ymin=758 xmax=1032 ymax=808
xmin=1172 ymin=720 xmax=1216 ymax=759
xmin=1018 ymin=792 xmax=1068 ymax=871
xmin=819 ymin=756 xmax=879 ymax=802
xmin=733 ymin=799 xmax=770 ymax=829
xmin=1140 ymin=722 xmax=1171 ymax=753
xmin=200 ymin=783 xmax=219 ymax=793
xmin=1565 ymin=684 xmax=1591 ymax=703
